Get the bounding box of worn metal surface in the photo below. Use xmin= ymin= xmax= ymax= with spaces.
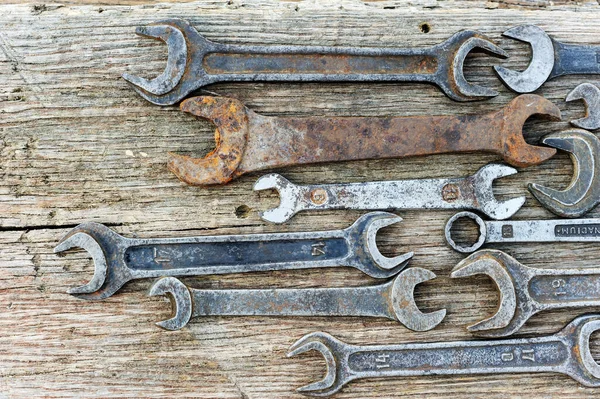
xmin=122 ymin=19 xmax=509 ymax=105
xmin=53 ymin=212 xmax=412 ymax=300
xmin=566 ymin=83 xmax=600 ymax=130
xmin=495 ymin=25 xmax=600 ymax=93
xmin=254 ymin=163 xmax=524 ymax=224
xmin=288 ymin=314 xmax=600 ymax=396
xmin=529 ymin=129 xmax=600 ymax=218
xmin=169 ymin=94 xmax=560 ymax=186
xmin=452 ymin=250 xmax=600 ymax=337
xmin=445 ymin=211 xmax=600 ymax=253
xmin=149 ymin=268 xmax=446 ymax=332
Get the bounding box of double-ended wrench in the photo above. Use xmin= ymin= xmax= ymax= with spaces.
xmin=445 ymin=210 xmax=600 ymax=253
xmin=453 ymin=250 xmax=600 ymax=337
xmin=149 ymin=268 xmax=446 ymax=332
xmin=122 ymin=19 xmax=508 ymax=105
xmin=54 ymin=212 xmax=411 ymax=300
xmin=168 ymin=94 xmax=560 ymax=186
xmin=255 ymin=163 xmax=524 ymax=223
xmin=289 ymin=314 xmax=600 ymax=396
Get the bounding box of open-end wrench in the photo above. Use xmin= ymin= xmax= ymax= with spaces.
xmin=254 ymin=164 xmax=524 ymax=224
xmin=54 ymin=212 xmax=411 ymax=300
xmin=495 ymin=25 xmax=600 ymax=93
xmin=169 ymin=94 xmax=560 ymax=186
xmin=529 ymin=129 xmax=600 ymax=218
xmin=149 ymin=268 xmax=446 ymax=331
xmin=122 ymin=19 xmax=509 ymax=105
xmin=452 ymin=250 xmax=600 ymax=337
xmin=288 ymin=314 xmax=600 ymax=396
xmin=445 ymin=211 xmax=600 ymax=253
xmin=566 ymin=83 xmax=600 ymax=130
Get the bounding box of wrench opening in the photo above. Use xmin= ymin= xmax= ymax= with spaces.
xmin=149 ymin=277 xmax=193 ymax=330
xmin=445 ymin=212 xmax=487 ymax=253
xmin=566 ymin=83 xmax=600 ymax=130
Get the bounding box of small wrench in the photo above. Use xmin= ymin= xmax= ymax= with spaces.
xmin=122 ymin=19 xmax=508 ymax=105
xmin=54 ymin=212 xmax=411 ymax=300
xmin=169 ymin=94 xmax=560 ymax=186
xmin=289 ymin=314 xmax=600 ymax=396
xmin=445 ymin=211 xmax=600 ymax=253
xmin=529 ymin=129 xmax=600 ymax=218
xmin=495 ymin=25 xmax=600 ymax=93
xmin=149 ymin=268 xmax=446 ymax=331
xmin=254 ymin=164 xmax=524 ymax=224
xmin=566 ymin=83 xmax=600 ymax=130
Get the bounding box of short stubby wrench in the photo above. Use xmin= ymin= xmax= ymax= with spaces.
xmin=254 ymin=164 xmax=524 ymax=223
xmin=495 ymin=25 xmax=600 ymax=93
xmin=529 ymin=129 xmax=600 ymax=218
xmin=566 ymin=83 xmax=600 ymax=130
xmin=445 ymin=211 xmax=600 ymax=253
xmin=54 ymin=212 xmax=412 ymax=300
xmin=170 ymin=94 xmax=560 ymax=186
xmin=289 ymin=314 xmax=600 ymax=396
xmin=122 ymin=19 xmax=509 ymax=105
xmin=452 ymin=250 xmax=600 ymax=337
xmin=149 ymin=268 xmax=446 ymax=331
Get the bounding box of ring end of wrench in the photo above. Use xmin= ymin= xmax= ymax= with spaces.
xmin=149 ymin=277 xmax=193 ymax=331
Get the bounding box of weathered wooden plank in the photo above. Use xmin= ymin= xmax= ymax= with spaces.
xmin=1 ymin=1 xmax=600 ymax=397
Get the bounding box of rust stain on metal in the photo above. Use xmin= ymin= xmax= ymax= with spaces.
xmin=310 ymin=188 xmax=328 ymax=205
xmin=442 ymin=184 xmax=461 ymax=202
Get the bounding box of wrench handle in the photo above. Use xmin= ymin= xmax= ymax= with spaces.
xmin=123 ymin=231 xmax=351 ymax=277
xmin=189 ymin=283 xmax=394 ymax=319
xmin=484 ymin=219 xmax=600 ymax=243
xmin=529 ymin=272 xmax=600 ymax=308
xmin=552 ymin=41 xmax=600 ymax=77
xmin=346 ymin=337 xmax=568 ymax=377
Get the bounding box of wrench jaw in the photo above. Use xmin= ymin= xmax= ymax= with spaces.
xmin=529 ymin=129 xmax=600 ymax=218
xmin=566 ymin=83 xmax=600 ymax=130
xmin=122 ymin=19 xmax=215 ymax=106
xmin=442 ymin=31 xmax=508 ymax=101
xmin=558 ymin=314 xmax=600 ymax=387
xmin=253 ymin=174 xmax=304 ymax=224
xmin=168 ymin=96 xmax=250 ymax=186
xmin=391 ymin=268 xmax=446 ymax=332
xmin=497 ymin=94 xmax=560 ymax=168
xmin=148 ymin=277 xmax=193 ymax=331
xmin=54 ymin=223 xmax=131 ymax=300
xmin=472 ymin=163 xmax=525 ymax=220
xmin=451 ymin=250 xmax=536 ymax=337
xmin=345 ymin=212 xmax=413 ymax=279
xmin=493 ymin=25 xmax=555 ymax=93
xmin=288 ymin=332 xmax=351 ymax=396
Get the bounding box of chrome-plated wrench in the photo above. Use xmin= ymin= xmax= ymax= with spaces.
xmin=149 ymin=268 xmax=445 ymax=331
xmin=445 ymin=211 xmax=600 ymax=253
xmin=289 ymin=314 xmax=600 ymax=396
xmin=255 ymin=164 xmax=524 ymax=224
xmin=54 ymin=212 xmax=412 ymax=300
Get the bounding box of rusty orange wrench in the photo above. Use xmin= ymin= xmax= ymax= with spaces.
xmin=169 ymin=94 xmax=560 ymax=186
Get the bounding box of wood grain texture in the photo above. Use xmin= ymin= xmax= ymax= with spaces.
xmin=1 ymin=1 xmax=600 ymax=397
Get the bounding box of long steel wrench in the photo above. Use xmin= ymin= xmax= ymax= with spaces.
xmin=453 ymin=250 xmax=600 ymax=337
xmin=445 ymin=211 xmax=600 ymax=253
xmin=254 ymin=164 xmax=524 ymax=223
xmin=122 ymin=19 xmax=508 ymax=105
xmin=289 ymin=314 xmax=600 ymax=396
xmin=169 ymin=94 xmax=560 ymax=186
xmin=54 ymin=212 xmax=411 ymax=300
xmin=495 ymin=25 xmax=600 ymax=93
xmin=149 ymin=268 xmax=445 ymax=331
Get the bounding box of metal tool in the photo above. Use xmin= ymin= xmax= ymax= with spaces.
xmin=495 ymin=25 xmax=600 ymax=93
xmin=169 ymin=94 xmax=560 ymax=186
xmin=529 ymin=129 xmax=600 ymax=218
xmin=445 ymin=210 xmax=600 ymax=253
xmin=289 ymin=314 xmax=600 ymax=396
xmin=452 ymin=250 xmax=600 ymax=337
xmin=149 ymin=268 xmax=446 ymax=331
xmin=54 ymin=212 xmax=411 ymax=300
xmin=566 ymin=83 xmax=600 ymax=130
xmin=254 ymin=164 xmax=524 ymax=224
xmin=122 ymin=19 xmax=509 ymax=105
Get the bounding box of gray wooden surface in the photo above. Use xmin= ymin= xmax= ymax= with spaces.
xmin=1 ymin=1 xmax=600 ymax=397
